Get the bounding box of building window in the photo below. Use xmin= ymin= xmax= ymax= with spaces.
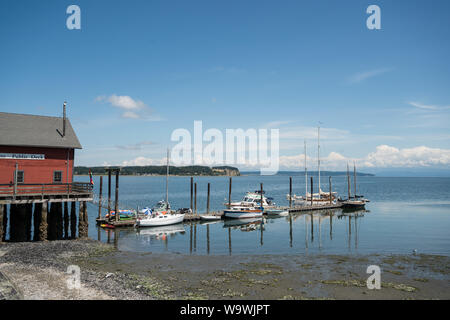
xmin=53 ymin=171 xmax=62 ymax=183
xmin=15 ymin=171 xmax=24 ymax=184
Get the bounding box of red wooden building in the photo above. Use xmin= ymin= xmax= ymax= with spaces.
xmin=0 ymin=106 xmax=92 ymax=242
xmin=0 ymin=109 xmax=81 ymax=185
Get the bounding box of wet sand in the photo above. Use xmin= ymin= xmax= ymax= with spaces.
xmin=0 ymin=240 xmax=449 ymax=300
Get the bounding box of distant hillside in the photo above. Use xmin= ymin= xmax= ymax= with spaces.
xmin=74 ymin=165 xmax=240 ymax=176
xmin=241 ymin=170 xmax=375 ymax=176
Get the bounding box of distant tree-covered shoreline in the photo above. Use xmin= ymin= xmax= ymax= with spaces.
xmin=74 ymin=165 xmax=240 ymax=176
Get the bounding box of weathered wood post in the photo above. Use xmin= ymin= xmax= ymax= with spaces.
xmin=206 ymin=183 xmax=210 ymax=215
xmin=78 ymin=201 xmax=88 ymax=238
xmin=190 ymin=177 xmax=193 ymax=212
xmin=83 ymin=201 xmax=88 ymax=237
xmin=56 ymin=203 xmax=63 ymax=240
xmin=228 ymin=177 xmax=232 ymax=207
xmin=115 ymin=169 xmax=120 ymax=222
xmin=108 ymin=170 xmax=112 ymax=217
xmin=310 ymin=177 xmax=313 ymax=206
xmin=25 ymin=203 xmax=32 ymax=241
xmin=289 ymin=177 xmax=292 ymax=208
xmin=63 ymin=202 xmax=69 ymax=239
xmin=329 ymin=176 xmax=332 ymax=205
xmin=194 ymin=182 xmax=197 ymax=215
xmin=2 ymin=205 xmax=7 ymax=242
xmin=47 ymin=203 xmax=56 ymax=240
xmin=98 ymin=176 xmax=103 ymax=220
xmin=70 ymin=202 xmax=77 ymax=239
xmin=0 ymin=204 xmax=4 ymax=243
xmin=39 ymin=202 xmax=48 ymax=241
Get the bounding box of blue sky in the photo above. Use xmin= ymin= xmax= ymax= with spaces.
xmin=1 ymin=0 xmax=449 ymax=172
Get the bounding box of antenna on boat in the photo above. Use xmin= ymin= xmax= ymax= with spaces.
xmin=166 ymin=148 xmax=170 ymax=205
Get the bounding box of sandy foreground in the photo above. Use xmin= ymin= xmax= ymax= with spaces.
xmin=0 ymin=239 xmax=449 ymax=300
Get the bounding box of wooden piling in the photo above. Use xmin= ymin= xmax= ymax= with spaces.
xmin=98 ymin=176 xmax=103 ymax=219
xmin=38 ymin=202 xmax=48 ymax=241
xmin=0 ymin=204 xmax=4 ymax=243
xmin=190 ymin=177 xmax=193 ymax=212
xmin=2 ymin=205 xmax=7 ymax=242
xmin=289 ymin=177 xmax=292 ymax=208
xmin=108 ymin=170 xmax=112 ymax=215
xmin=206 ymin=183 xmax=210 ymax=215
xmin=194 ymin=182 xmax=197 ymax=215
xmin=25 ymin=204 xmax=32 ymax=241
xmin=47 ymin=203 xmax=56 ymax=240
xmin=115 ymin=170 xmax=119 ymax=222
xmin=70 ymin=202 xmax=77 ymax=239
xmin=63 ymin=202 xmax=69 ymax=239
xmin=56 ymin=203 xmax=63 ymax=240
xmin=228 ymin=177 xmax=232 ymax=207
xmin=78 ymin=201 xmax=88 ymax=238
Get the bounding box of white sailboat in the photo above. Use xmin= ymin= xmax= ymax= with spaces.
xmin=136 ymin=149 xmax=185 ymax=227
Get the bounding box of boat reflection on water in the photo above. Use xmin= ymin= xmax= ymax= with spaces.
xmin=135 ymin=224 xmax=186 ymax=241
xmin=223 ymin=218 xmax=264 ymax=232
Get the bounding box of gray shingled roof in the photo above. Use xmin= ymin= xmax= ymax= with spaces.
xmin=0 ymin=112 xmax=82 ymax=149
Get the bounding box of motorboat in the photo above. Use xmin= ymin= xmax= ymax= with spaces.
xmin=199 ymin=214 xmax=221 ymax=221
xmin=223 ymin=206 xmax=263 ymax=219
xmin=225 ymin=190 xmax=275 ymax=209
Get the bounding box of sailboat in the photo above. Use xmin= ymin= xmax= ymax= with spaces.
xmin=135 ymin=149 xmax=185 ymax=227
xmin=339 ymin=162 xmax=368 ymax=209
xmin=288 ymin=128 xmax=337 ymax=205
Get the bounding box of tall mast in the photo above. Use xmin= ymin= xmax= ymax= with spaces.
xmin=166 ymin=148 xmax=169 ymax=204
xmin=304 ymin=140 xmax=307 ymax=200
xmin=347 ymin=163 xmax=351 ymax=200
xmin=318 ymin=125 xmax=320 ymax=194
xmin=353 ymin=161 xmax=357 ymax=198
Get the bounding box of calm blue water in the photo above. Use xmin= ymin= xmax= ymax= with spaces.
xmin=76 ymin=175 xmax=450 ymax=256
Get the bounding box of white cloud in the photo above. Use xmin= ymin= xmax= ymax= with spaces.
xmin=408 ymin=101 xmax=450 ymax=111
xmin=362 ymin=145 xmax=450 ymax=168
xmin=95 ymin=94 xmax=163 ymax=121
xmin=348 ymin=67 xmax=392 ymax=84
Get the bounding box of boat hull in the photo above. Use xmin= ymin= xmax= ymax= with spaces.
xmin=136 ymin=214 xmax=184 ymax=227
xmin=223 ymin=209 xmax=263 ymax=219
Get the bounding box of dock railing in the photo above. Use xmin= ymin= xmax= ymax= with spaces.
xmin=0 ymin=182 xmax=93 ymax=198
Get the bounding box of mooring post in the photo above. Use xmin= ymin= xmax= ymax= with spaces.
xmin=56 ymin=203 xmax=63 ymax=240
xmin=329 ymin=176 xmax=332 ymax=205
xmin=63 ymin=202 xmax=69 ymax=239
xmin=39 ymin=202 xmax=48 ymax=241
xmin=70 ymin=202 xmax=77 ymax=239
xmin=83 ymin=201 xmax=88 ymax=237
xmin=0 ymin=204 xmax=4 ymax=243
xmin=194 ymin=182 xmax=197 ymax=215
xmin=206 ymin=182 xmax=210 ymax=215
xmin=310 ymin=176 xmax=313 ymax=206
xmin=107 ymin=170 xmax=112 ymax=217
xmin=98 ymin=176 xmax=103 ymax=219
xmin=289 ymin=177 xmax=292 ymax=208
xmin=2 ymin=205 xmax=7 ymax=242
xmin=115 ymin=169 xmax=120 ymax=222
xmin=190 ymin=177 xmax=193 ymax=212
xmin=228 ymin=177 xmax=232 ymax=207
xmin=25 ymin=204 xmax=32 ymax=241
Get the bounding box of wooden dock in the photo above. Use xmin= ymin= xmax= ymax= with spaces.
xmin=285 ymin=203 xmax=343 ymax=213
